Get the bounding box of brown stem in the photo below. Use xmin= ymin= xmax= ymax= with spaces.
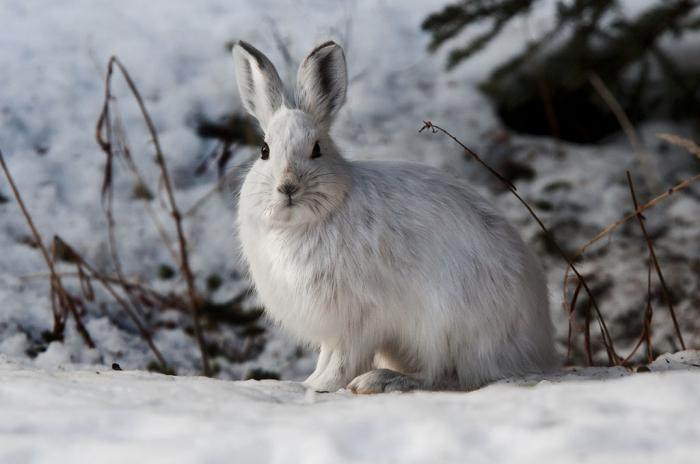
xmin=0 ymin=150 xmax=95 ymax=348
xmin=53 ymin=236 xmax=170 ymax=372
xmin=566 ymin=278 xmax=583 ymax=364
xmin=622 ymin=260 xmax=655 ymax=365
xmin=562 ymin=174 xmax=699 ymax=332
xmin=589 ymin=73 xmax=659 ymax=191
xmin=644 ymin=259 xmax=654 ymax=363
xmin=95 ymin=57 xmax=211 ymax=376
xmin=625 ymin=171 xmax=685 ymax=350
xmin=584 ymin=299 xmax=593 ymax=366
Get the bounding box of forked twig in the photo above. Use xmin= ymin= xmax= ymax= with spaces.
xmin=52 ymin=236 xmax=171 ymax=371
xmin=96 ymin=56 xmax=211 ymax=376
xmin=0 ymin=150 xmax=95 ymax=348
xmin=625 ymin=171 xmax=685 ymax=350
xmin=563 ymin=134 xmax=700 ymax=318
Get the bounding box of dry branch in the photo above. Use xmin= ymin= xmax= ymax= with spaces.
xmin=95 ymin=56 xmax=211 ymax=376
xmin=657 ymin=133 xmax=700 ymax=159
xmin=0 ymin=149 xmax=95 ymax=348
xmin=622 ymin=261 xmax=655 ymax=365
xmin=52 ymin=236 xmax=171 ymax=371
xmin=562 ymin=173 xmax=700 ymax=322
xmin=625 ymin=171 xmax=685 ymax=350
xmin=589 ymin=73 xmax=659 ymax=190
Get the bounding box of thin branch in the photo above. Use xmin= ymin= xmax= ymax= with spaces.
xmin=419 ymin=121 xmax=517 ymax=191
xmin=0 ymin=149 xmax=95 ymax=348
xmin=589 ymin=73 xmax=660 ymax=191
xmin=53 ymin=236 xmax=170 ymax=372
xmin=643 ymin=258 xmax=654 ymax=363
xmin=19 ymin=270 xmax=188 ymax=312
xmin=96 ymin=57 xmax=211 ymax=376
xmin=625 ymin=171 xmax=685 ymax=349
xmin=584 ymin=299 xmax=593 ymax=366
xmin=419 ymin=121 xmax=620 ymax=365
xmin=565 ymin=278 xmax=583 ymax=364
xmin=622 ymin=260 xmax=655 ymax=365
xmin=183 ymin=173 xmax=232 ymax=218
xmin=563 ymin=172 xmax=700 ymax=316
xmin=657 ymin=133 xmax=700 ymax=159
xmin=113 ymin=110 xmax=179 ymax=262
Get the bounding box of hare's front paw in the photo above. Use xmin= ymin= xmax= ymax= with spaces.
xmin=348 ymin=369 xmax=424 ymax=394
xmin=303 ymin=372 xmax=347 ymax=393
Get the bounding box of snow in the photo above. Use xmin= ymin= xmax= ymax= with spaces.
xmin=0 ymin=0 xmax=696 ymax=378
xmin=0 ymin=0 xmax=699 ymax=460
xmin=1 ymin=351 xmax=699 ymax=463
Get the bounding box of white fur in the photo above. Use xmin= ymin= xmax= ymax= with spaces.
xmin=232 ymin=40 xmax=557 ymax=393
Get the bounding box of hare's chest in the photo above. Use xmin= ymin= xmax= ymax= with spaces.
xmin=240 ymin=224 xmax=337 ymax=321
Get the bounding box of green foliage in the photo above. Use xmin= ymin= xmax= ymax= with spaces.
xmin=423 ymin=0 xmax=536 ymax=69
xmin=423 ymin=0 xmax=700 ymax=143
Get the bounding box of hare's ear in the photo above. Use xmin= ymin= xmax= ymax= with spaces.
xmin=295 ymin=41 xmax=347 ymax=128
xmin=232 ymin=41 xmax=287 ymax=131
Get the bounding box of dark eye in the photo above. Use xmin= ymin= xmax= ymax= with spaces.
xmin=311 ymin=141 xmax=321 ymax=159
xmin=261 ymin=142 xmax=269 ymax=160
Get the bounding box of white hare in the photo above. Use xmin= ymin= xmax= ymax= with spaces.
xmin=232 ymin=40 xmax=557 ymax=393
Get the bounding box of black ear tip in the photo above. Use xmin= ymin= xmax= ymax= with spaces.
xmin=235 ymin=41 xmax=267 ymax=67
xmin=308 ymin=40 xmax=342 ymax=57
xmin=236 ymin=40 xmax=253 ymax=53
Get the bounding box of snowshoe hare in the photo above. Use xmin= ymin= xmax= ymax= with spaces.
xmin=232 ymin=40 xmax=557 ymax=393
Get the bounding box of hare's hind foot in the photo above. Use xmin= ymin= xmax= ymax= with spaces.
xmin=347 ymin=369 xmax=424 ymax=394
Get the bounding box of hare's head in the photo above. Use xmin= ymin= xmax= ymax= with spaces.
xmin=233 ymin=41 xmax=351 ymax=226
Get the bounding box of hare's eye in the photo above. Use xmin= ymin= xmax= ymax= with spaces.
xmin=311 ymin=141 xmax=321 ymax=159
xmin=261 ymin=142 xmax=270 ymax=160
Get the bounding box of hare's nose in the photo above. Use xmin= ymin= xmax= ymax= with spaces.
xmin=277 ymin=183 xmax=299 ymax=196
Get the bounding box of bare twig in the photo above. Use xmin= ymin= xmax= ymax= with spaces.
xmin=589 ymin=73 xmax=660 ymax=191
xmin=563 ymin=172 xmax=700 ymax=317
xmin=420 ymin=121 xmax=517 ymax=191
xmin=643 ymin=260 xmax=654 ymax=362
xmin=626 ymin=171 xmax=685 ymax=349
xmin=19 ymin=270 xmax=188 ymax=312
xmin=657 ymin=133 xmax=700 ymax=159
xmin=584 ymin=299 xmax=593 ymax=366
xmin=419 ymin=121 xmax=620 ymax=365
xmin=113 ymin=110 xmax=179 ymax=262
xmin=565 ymin=278 xmax=582 ymax=364
xmin=0 ymin=149 xmax=95 ymax=348
xmin=622 ymin=260 xmax=655 ymax=365
xmin=183 ymin=173 xmax=233 ymax=218
xmin=96 ymin=56 xmax=211 ymax=376
xmin=53 ymin=236 xmax=170 ymax=371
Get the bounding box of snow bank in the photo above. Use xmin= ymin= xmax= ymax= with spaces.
xmin=1 ymin=0 xmax=698 ymax=407
xmin=1 ymin=351 xmax=699 ymax=464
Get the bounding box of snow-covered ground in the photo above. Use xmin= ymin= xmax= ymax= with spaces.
xmin=1 ymin=351 xmax=699 ymax=464
xmin=1 ymin=0 xmax=699 ymax=461
xmin=1 ymin=0 xmax=697 ymax=378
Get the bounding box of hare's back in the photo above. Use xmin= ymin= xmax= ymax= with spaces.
xmin=349 ymin=161 xmax=511 ymax=236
